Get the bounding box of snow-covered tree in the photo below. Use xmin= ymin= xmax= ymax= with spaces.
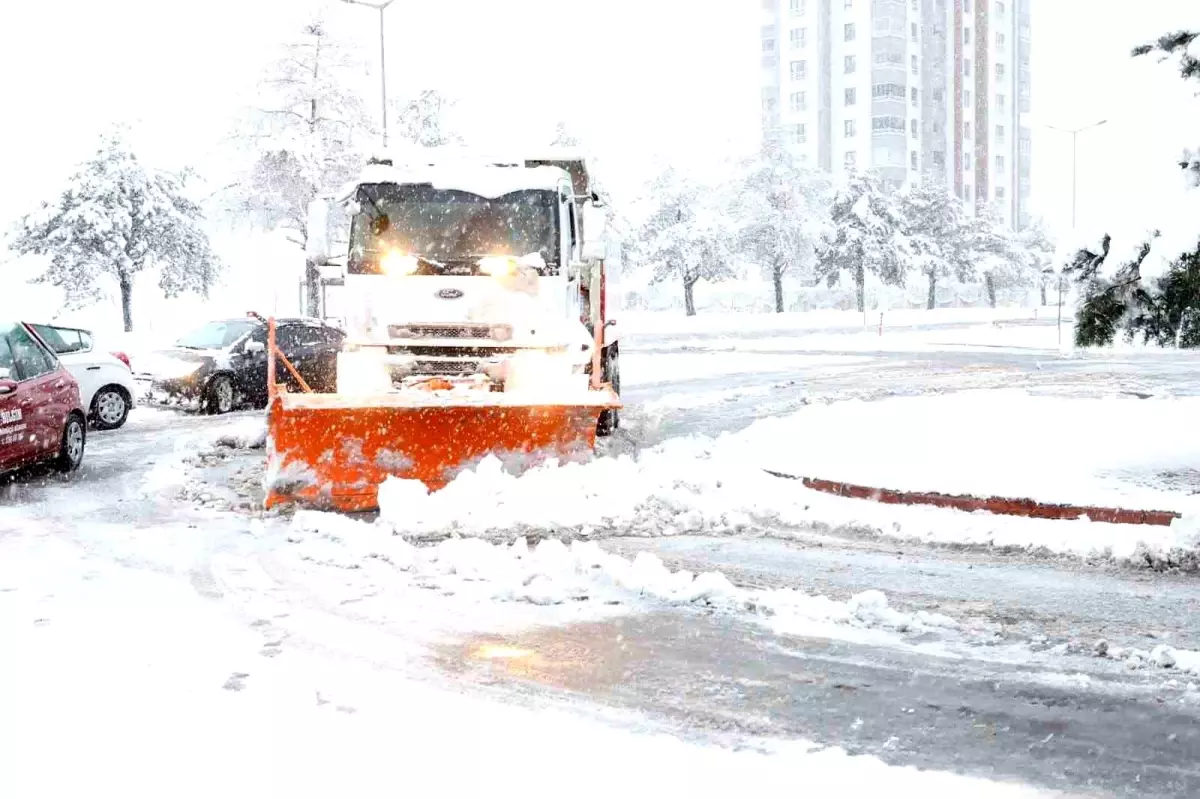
xmin=550 ymin=121 xmax=581 ymax=147
xmin=814 ymin=172 xmax=909 ymax=312
xmin=899 ymin=181 xmax=974 ymax=309
xmin=229 ymin=17 xmax=375 ymax=314
xmin=733 ymin=143 xmax=828 ymax=312
xmin=391 ymin=89 xmax=462 ymax=148
xmin=633 ymin=167 xmax=735 ymax=316
xmin=1013 ymin=215 xmax=1057 ymax=305
xmin=967 ymin=205 xmax=1022 ymax=308
xmin=1069 ymin=29 xmax=1200 ymax=348
xmin=8 ymin=128 xmax=220 ymax=332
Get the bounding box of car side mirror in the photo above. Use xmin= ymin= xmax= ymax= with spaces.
xmin=243 ymin=340 xmax=266 ymax=355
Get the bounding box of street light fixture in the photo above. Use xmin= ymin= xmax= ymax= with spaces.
xmin=1043 ymin=118 xmax=1108 ymax=347
xmin=342 ymin=0 xmax=398 ymax=149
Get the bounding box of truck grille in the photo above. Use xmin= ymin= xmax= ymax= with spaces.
xmin=411 ymin=360 xmax=480 ymax=375
xmin=389 ymin=324 xmax=493 ymax=340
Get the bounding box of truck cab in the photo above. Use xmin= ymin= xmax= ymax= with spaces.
xmin=304 ymin=150 xmax=621 ymax=433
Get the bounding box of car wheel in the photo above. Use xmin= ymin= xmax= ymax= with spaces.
xmin=92 ymin=386 xmax=131 ymax=430
xmin=596 ymin=346 xmax=620 ymax=437
xmin=205 ymin=375 xmax=235 ymax=415
xmin=55 ymin=413 xmax=86 ymax=473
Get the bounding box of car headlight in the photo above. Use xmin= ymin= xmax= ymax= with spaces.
xmin=158 ymin=359 xmax=204 ymax=380
xmin=381 ymin=250 xmax=420 ymax=276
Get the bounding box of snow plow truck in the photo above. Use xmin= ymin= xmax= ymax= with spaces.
xmin=263 ymin=150 xmax=622 ymax=512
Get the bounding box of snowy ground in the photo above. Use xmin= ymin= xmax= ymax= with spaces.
xmin=4 ymin=311 xmax=1200 ymax=797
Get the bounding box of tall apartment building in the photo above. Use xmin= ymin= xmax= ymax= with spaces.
xmin=760 ymin=0 xmax=1032 ymax=229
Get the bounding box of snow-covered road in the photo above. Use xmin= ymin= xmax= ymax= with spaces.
xmin=4 ymin=312 xmax=1200 ymax=798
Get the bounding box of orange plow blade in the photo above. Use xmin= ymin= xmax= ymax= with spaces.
xmin=264 ymin=390 xmax=620 ymax=512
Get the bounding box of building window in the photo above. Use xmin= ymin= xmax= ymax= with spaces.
xmin=963 ymin=89 xmax=971 ymax=108
xmin=872 ymin=116 xmax=905 ymax=131
xmin=996 ymin=93 xmax=1005 ymax=110
xmin=844 ymin=119 xmax=857 ymax=137
xmin=964 ymin=184 xmax=972 ymax=201
xmin=911 ymin=55 xmax=918 ymax=74
xmin=872 ymin=83 xmax=905 ymax=99
xmin=912 ymin=22 xmax=918 ymax=42
xmin=995 ymin=154 xmax=1005 ymax=170
xmin=791 ymin=60 xmax=807 ymax=80
xmin=791 ymin=123 xmax=807 ymax=144
xmin=911 ymin=87 xmax=918 ymax=105
xmin=845 ymin=55 xmax=856 ymax=73
xmin=762 ymin=95 xmax=777 ymax=112
xmin=845 ymin=22 xmax=856 ymax=41
xmin=963 ymin=152 xmax=971 ymax=170
xmin=964 ymin=122 xmax=971 ymax=139
xmin=911 ymin=151 xmax=918 ymax=170
xmin=790 ymin=91 xmax=807 ymax=112
xmin=996 ymin=31 xmax=1006 ymax=47
xmin=964 ymin=27 xmax=971 ymax=45
xmin=964 ymin=0 xmax=971 ymax=11
xmin=995 ymin=186 xmax=1006 ymax=200
xmin=996 ymin=63 xmax=1006 ymax=79
xmin=1019 ymin=137 xmax=1031 ymax=154
xmin=790 ymin=0 xmax=805 ymax=14
xmin=845 ymin=0 xmax=853 ymax=8
xmin=845 ymin=87 xmax=857 ymax=105
xmin=912 ymin=0 xmax=917 ymax=8
xmin=995 ymin=124 xmax=1005 ymax=141
xmin=933 ymin=89 xmax=944 ymax=103
xmin=844 ymin=151 xmax=857 ymax=168
xmin=791 ymin=28 xmax=806 ymax=49
xmin=964 ymin=58 xmax=972 ymax=76
xmin=911 ymin=118 xmax=918 ymax=138
xmin=997 ymin=1 xmax=1005 ymax=14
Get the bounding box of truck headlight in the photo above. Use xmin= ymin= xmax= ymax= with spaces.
xmin=478 ymin=255 xmax=516 ymax=276
xmin=381 ymin=250 xmax=420 ymax=276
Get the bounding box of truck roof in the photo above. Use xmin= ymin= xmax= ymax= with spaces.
xmin=339 ymin=146 xmax=595 ymax=201
xmin=341 ymin=162 xmax=572 ymax=202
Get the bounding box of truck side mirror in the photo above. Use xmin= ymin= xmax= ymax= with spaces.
xmin=306 ymin=197 xmax=333 ymax=265
xmin=581 ymin=203 xmax=608 ymax=263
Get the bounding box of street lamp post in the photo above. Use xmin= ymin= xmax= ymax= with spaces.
xmin=1044 ymin=118 xmax=1107 ymax=347
xmin=342 ymin=0 xmax=397 ymax=149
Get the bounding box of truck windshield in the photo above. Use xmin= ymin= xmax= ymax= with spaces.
xmin=348 ymin=184 xmax=559 ymax=275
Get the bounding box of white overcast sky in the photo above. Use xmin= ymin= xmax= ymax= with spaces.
xmin=1 ymin=0 xmax=1198 ymax=239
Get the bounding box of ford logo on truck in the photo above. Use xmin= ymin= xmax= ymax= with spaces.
xmin=435 ymin=288 xmax=464 ymax=300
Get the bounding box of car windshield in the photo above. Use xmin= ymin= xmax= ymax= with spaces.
xmin=348 ymin=184 xmax=559 ymax=274
xmin=174 ymin=320 xmax=258 ymax=350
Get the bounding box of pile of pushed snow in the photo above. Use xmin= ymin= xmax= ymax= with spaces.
xmin=291 ymin=510 xmax=969 ymax=642
xmin=374 ymin=390 xmax=1200 ymax=564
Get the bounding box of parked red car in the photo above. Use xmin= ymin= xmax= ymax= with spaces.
xmin=0 ymin=321 xmax=87 ymax=476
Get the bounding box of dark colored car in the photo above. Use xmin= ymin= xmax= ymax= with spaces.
xmin=134 ymin=316 xmax=345 ymax=414
xmin=0 ymin=321 xmax=87 ymax=476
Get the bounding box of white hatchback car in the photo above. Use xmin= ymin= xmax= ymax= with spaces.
xmin=27 ymin=323 xmax=137 ymax=430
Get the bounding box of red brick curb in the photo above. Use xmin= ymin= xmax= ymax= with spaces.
xmin=763 ymin=470 xmax=1183 ymax=527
